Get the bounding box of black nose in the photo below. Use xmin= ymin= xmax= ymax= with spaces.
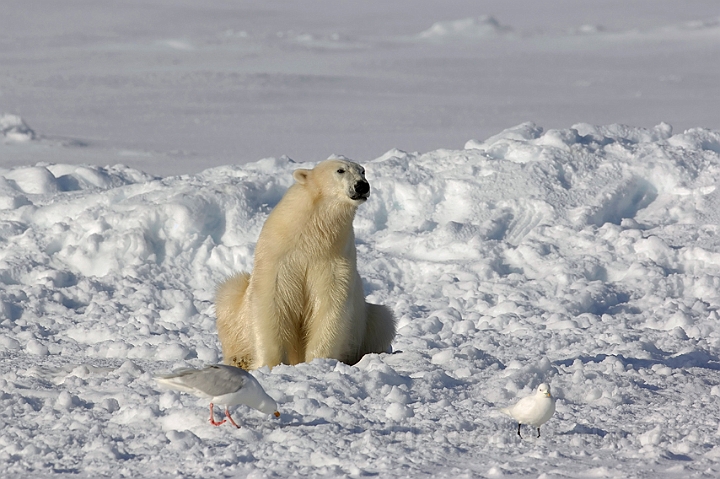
xmin=354 ymin=180 xmax=370 ymax=196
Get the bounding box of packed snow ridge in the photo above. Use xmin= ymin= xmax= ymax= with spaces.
xmin=416 ymin=16 xmax=511 ymax=40
xmin=2 ymin=122 xmax=720 ymax=477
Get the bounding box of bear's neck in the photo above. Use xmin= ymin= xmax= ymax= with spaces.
xmin=302 ymin=198 xmax=357 ymax=253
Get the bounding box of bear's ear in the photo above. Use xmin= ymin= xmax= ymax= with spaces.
xmin=293 ymin=169 xmax=311 ymax=185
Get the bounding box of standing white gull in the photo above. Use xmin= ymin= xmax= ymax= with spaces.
xmin=500 ymin=383 xmax=556 ymax=438
xmin=155 ymin=364 xmax=280 ymax=428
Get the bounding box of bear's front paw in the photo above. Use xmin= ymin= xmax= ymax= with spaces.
xmin=229 ymin=355 xmax=252 ymax=371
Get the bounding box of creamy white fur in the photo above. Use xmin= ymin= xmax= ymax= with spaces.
xmin=216 ymin=159 xmax=396 ymax=369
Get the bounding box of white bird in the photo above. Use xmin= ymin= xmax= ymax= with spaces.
xmin=500 ymin=383 xmax=556 ymax=438
xmin=155 ymin=364 xmax=280 ymax=428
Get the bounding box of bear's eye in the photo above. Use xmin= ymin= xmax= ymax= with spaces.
xmin=337 ymin=168 xmax=345 ymax=174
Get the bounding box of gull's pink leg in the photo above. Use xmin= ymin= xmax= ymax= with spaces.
xmin=225 ymin=407 xmax=241 ymax=428
xmin=209 ymin=403 xmax=226 ymax=426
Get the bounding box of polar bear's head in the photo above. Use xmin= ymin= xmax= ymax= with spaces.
xmin=292 ymin=159 xmax=370 ymax=205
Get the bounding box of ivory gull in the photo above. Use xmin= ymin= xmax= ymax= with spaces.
xmin=500 ymin=383 xmax=556 ymax=438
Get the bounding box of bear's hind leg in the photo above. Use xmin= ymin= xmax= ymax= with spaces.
xmin=360 ymin=303 xmax=396 ymax=357
xmin=216 ymin=272 xmax=255 ymax=367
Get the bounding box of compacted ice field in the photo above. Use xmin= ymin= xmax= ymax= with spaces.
xmin=1 ymin=120 xmax=720 ymax=477
xmin=2 ymin=0 xmax=719 ymax=175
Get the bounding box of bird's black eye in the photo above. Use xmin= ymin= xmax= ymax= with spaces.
xmin=337 ymin=168 xmax=345 ymax=174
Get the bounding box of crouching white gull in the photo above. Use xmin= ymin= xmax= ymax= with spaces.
xmin=500 ymin=383 xmax=556 ymax=438
xmin=155 ymin=364 xmax=280 ymax=427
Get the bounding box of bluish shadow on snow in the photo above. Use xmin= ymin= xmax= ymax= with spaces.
xmin=554 ymin=351 xmax=720 ymax=371
xmin=585 ymin=177 xmax=658 ymax=227
xmin=661 ymin=452 xmax=693 ymax=462
xmin=631 ymin=380 xmax=661 ymax=392
xmin=559 ymin=423 xmax=608 ymax=437
xmin=277 ymin=416 xmax=333 ymax=429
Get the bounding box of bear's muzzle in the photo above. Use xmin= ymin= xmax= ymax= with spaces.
xmin=351 ymin=180 xmax=370 ymax=201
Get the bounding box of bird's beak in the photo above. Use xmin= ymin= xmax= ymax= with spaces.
xmin=274 ymin=411 xmax=281 ymax=417
xmin=545 ymin=393 xmax=551 ymax=397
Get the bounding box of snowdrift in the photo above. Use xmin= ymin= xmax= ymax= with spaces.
xmin=2 ymin=123 xmax=720 ymax=477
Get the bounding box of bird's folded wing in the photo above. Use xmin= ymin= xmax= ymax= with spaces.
xmin=154 ymin=376 xmax=212 ymax=396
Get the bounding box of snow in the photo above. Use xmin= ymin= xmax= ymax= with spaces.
xmin=1 ymin=1 xmax=719 ymax=175
xmin=1 ymin=122 xmax=720 ymax=477
xmin=416 ymin=16 xmax=511 ymax=40
xmin=2 ymin=1 xmax=720 ymax=477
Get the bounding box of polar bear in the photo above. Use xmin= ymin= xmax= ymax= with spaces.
xmin=216 ymin=159 xmax=396 ymax=370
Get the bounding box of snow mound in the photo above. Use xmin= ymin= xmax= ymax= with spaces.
xmin=1 ymin=114 xmax=36 ymax=142
xmin=287 ymin=31 xmax=367 ymax=50
xmin=668 ymin=16 xmax=720 ymax=33
xmin=568 ymin=24 xmax=607 ymax=35
xmin=2 ymin=123 xmax=720 ymax=476
xmin=417 ymin=16 xmax=511 ymax=40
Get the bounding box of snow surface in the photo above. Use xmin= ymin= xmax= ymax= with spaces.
xmin=1 ymin=0 xmax=719 ymax=175
xmin=2 ymin=122 xmax=720 ymax=477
